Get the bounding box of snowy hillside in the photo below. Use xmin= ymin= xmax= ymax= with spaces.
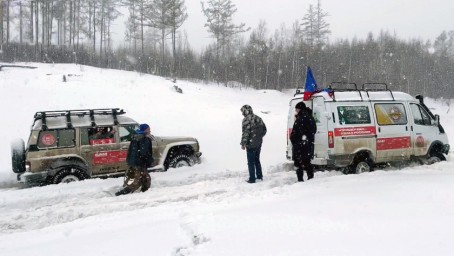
xmin=1 ymin=63 xmax=454 ymax=256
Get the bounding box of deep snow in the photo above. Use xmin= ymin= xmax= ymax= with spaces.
xmin=0 ymin=63 xmax=453 ymax=256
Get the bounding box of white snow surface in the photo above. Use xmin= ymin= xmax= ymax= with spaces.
xmin=1 ymin=63 xmax=454 ymax=256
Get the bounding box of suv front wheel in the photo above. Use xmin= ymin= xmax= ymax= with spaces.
xmin=53 ymin=166 xmax=87 ymax=184
xmin=167 ymin=154 xmax=194 ymax=170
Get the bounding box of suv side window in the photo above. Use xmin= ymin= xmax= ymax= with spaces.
xmin=374 ymin=103 xmax=408 ymax=125
xmin=410 ymin=103 xmax=432 ymax=126
xmin=337 ymin=106 xmax=371 ymax=125
xmin=81 ymin=128 xmax=90 ymax=145
xmin=119 ymin=125 xmax=137 ymax=142
xmin=88 ymin=126 xmax=116 ymax=145
xmin=37 ymin=129 xmax=75 ymax=149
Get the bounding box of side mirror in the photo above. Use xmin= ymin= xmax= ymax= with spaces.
xmin=433 ymin=114 xmax=440 ymax=126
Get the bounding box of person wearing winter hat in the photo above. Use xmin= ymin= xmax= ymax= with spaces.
xmin=290 ymin=102 xmax=317 ymax=182
xmin=240 ymin=105 xmax=267 ymax=183
xmin=138 ymin=123 xmax=150 ymax=134
xmin=115 ymin=123 xmax=153 ymax=196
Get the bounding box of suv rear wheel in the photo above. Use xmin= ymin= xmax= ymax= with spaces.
xmin=53 ymin=166 xmax=87 ymax=184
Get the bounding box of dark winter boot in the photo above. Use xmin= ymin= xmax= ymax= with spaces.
xmin=307 ymin=165 xmax=315 ymax=180
xmin=307 ymin=172 xmax=314 ymax=180
xmin=296 ymin=169 xmax=304 ymax=182
xmin=115 ymin=187 xmax=132 ymax=196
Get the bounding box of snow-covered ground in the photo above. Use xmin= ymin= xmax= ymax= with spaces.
xmin=1 ymin=63 xmax=453 ymax=256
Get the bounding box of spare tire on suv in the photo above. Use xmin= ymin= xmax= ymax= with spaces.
xmin=11 ymin=138 xmax=26 ymax=173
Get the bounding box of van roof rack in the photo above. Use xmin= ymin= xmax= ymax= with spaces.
xmin=294 ymin=82 xmax=396 ymax=102
xmin=326 ymin=82 xmax=395 ymax=102
xmin=328 ymin=82 xmax=363 ymax=101
xmin=330 ymin=82 xmax=358 ymax=90
xmin=361 ymin=83 xmax=395 ymax=101
xmin=34 ymin=108 xmax=126 ymax=130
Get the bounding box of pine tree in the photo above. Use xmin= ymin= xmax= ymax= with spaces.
xmin=201 ymin=0 xmax=249 ymax=58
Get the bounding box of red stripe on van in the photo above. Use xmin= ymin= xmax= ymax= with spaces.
xmin=334 ymin=126 xmax=376 ymax=137
xmin=377 ymin=137 xmax=411 ymax=150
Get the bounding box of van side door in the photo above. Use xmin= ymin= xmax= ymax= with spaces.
xmin=334 ymin=103 xmax=376 ymax=166
xmin=409 ymin=103 xmax=436 ymax=157
xmin=374 ymin=103 xmax=412 ymax=162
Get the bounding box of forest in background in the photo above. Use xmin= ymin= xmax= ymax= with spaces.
xmin=1 ymin=0 xmax=454 ymax=98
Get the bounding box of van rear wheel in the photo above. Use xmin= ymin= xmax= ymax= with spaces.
xmin=350 ymin=158 xmax=374 ymax=174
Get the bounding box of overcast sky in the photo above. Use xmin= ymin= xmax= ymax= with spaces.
xmin=111 ymin=0 xmax=454 ymax=51
xmin=178 ymin=0 xmax=454 ymax=51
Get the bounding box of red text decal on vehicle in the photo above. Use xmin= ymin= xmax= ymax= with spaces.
xmin=93 ymin=150 xmax=127 ymax=165
xmin=377 ymin=137 xmax=411 ymax=150
xmin=334 ymin=126 xmax=376 ymax=137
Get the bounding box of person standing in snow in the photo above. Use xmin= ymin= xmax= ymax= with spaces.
xmin=115 ymin=124 xmax=153 ymax=196
xmin=290 ymin=102 xmax=317 ymax=182
xmin=240 ymin=105 xmax=267 ymax=183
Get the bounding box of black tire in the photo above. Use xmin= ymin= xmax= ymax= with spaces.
xmin=168 ymin=154 xmax=194 ymax=169
xmin=350 ymin=158 xmax=374 ymax=174
xmin=11 ymin=139 xmax=26 ymax=173
xmin=426 ymin=147 xmax=446 ymax=165
xmin=426 ymin=153 xmax=445 ymax=165
xmin=53 ymin=166 xmax=87 ymax=184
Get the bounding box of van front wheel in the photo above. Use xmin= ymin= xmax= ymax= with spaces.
xmin=426 ymin=153 xmax=445 ymax=165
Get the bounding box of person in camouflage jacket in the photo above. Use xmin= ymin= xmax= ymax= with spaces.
xmin=240 ymin=105 xmax=267 ymax=183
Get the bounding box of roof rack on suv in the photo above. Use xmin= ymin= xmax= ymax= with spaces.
xmin=34 ymin=108 xmax=126 ymax=130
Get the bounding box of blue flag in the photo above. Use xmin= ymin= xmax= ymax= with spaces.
xmin=304 ymin=66 xmax=318 ymax=100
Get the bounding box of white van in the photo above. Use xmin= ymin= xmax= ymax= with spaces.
xmin=286 ymin=83 xmax=450 ymax=173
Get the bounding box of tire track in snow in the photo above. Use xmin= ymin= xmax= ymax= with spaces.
xmin=0 ymin=163 xmax=342 ymax=234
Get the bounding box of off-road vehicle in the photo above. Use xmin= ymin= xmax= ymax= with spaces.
xmin=11 ymin=108 xmax=202 ymax=186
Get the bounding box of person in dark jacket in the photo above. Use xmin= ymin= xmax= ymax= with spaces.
xmin=240 ymin=105 xmax=267 ymax=183
xmin=290 ymin=102 xmax=317 ymax=182
xmin=115 ymin=123 xmax=153 ymax=196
